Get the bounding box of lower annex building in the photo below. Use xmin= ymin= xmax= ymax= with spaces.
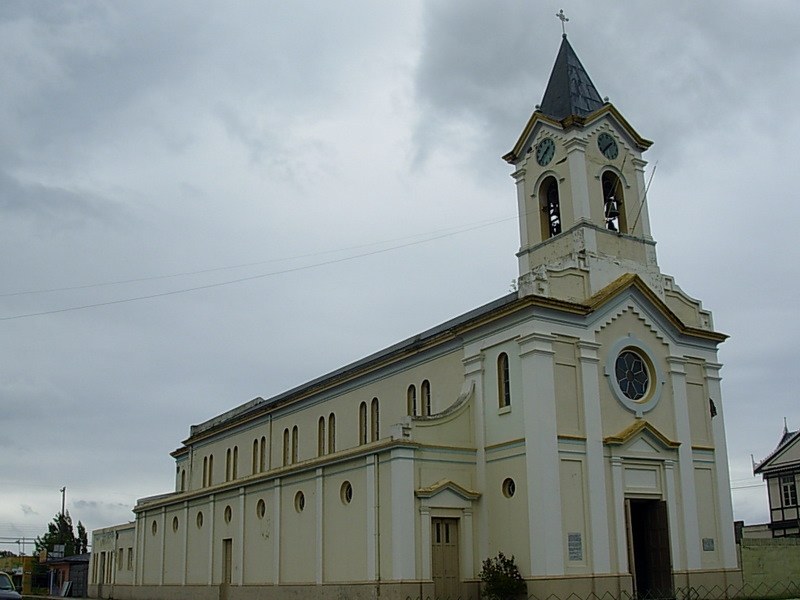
xmin=90 ymin=34 xmax=741 ymax=600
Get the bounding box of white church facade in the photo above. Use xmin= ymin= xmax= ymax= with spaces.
xmin=90 ymin=35 xmax=742 ymax=600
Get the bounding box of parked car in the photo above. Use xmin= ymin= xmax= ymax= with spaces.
xmin=0 ymin=572 xmax=21 ymax=600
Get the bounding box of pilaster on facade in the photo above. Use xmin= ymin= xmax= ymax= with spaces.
xmin=704 ymin=361 xmax=737 ymax=568
xmin=366 ymin=454 xmax=378 ymax=581
xmin=460 ymin=509 xmax=475 ymax=581
xmin=563 ymin=136 xmax=592 ymax=223
xmin=663 ymin=460 xmax=683 ymax=572
xmin=272 ymin=483 xmax=280 ymax=585
xmin=519 ymin=331 xmax=564 ymax=576
xmin=577 ymin=340 xmax=610 ymax=573
xmin=207 ymin=494 xmax=215 ymax=586
xmin=610 ymin=456 xmax=628 ymax=574
xmin=315 ymin=468 xmax=323 ymax=585
xmin=463 ymin=350 xmax=488 ymax=564
xmin=237 ymin=487 xmax=245 ymax=586
xmin=631 ymin=157 xmax=653 ymax=240
xmin=666 ymin=356 xmax=701 ymax=569
xmin=159 ymin=507 xmax=166 ymax=586
xmin=512 ymin=168 xmax=531 ymax=262
xmin=134 ymin=513 xmax=143 ymax=586
xmin=181 ymin=501 xmax=188 ymax=585
xmin=419 ymin=506 xmax=432 ymax=580
xmin=390 ymin=447 xmax=416 ymax=580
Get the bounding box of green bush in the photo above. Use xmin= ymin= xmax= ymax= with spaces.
xmin=479 ymin=552 xmax=527 ymax=600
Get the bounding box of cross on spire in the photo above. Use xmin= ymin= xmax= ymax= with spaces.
xmin=556 ymin=9 xmax=569 ymax=37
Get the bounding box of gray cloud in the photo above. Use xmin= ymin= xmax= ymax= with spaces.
xmin=0 ymin=0 xmax=797 ymax=540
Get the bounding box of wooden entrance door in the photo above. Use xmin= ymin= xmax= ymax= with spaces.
xmin=626 ymin=499 xmax=673 ymax=599
xmin=431 ymin=518 xmax=460 ymax=599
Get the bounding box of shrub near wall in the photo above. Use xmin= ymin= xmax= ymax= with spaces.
xmin=740 ymin=537 xmax=800 ymax=590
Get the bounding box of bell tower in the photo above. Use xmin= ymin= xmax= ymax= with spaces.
xmin=504 ymin=34 xmax=661 ymax=304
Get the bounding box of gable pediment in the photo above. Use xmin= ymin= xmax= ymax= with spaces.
xmin=415 ymin=479 xmax=481 ymax=501
xmin=588 ymin=274 xmax=726 ymax=344
xmin=605 ymin=421 xmax=680 ymax=454
xmin=756 ymin=431 xmax=800 ymax=474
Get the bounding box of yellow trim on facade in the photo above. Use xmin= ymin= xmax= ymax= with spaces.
xmin=503 ymin=104 xmax=654 ymax=164
xmin=604 ymin=420 xmax=680 ymax=449
xmin=135 ymin=438 xmax=420 ymax=513
xmin=415 ymin=479 xmax=481 ymax=500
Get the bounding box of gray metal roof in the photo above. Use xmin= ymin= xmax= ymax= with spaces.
xmin=539 ymin=35 xmax=604 ymax=121
xmin=188 ymin=291 xmax=520 ymax=439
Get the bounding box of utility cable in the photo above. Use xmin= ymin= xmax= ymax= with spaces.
xmin=0 ymin=215 xmax=515 ymax=321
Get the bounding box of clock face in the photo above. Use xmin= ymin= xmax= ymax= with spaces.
xmin=597 ymin=132 xmax=619 ymax=160
xmin=536 ymin=138 xmax=555 ymax=166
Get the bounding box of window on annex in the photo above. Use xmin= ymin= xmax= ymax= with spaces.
xmin=208 ymin=455 xmax=214 ymax=486
xmin=202 ymin=456 xmax=208 ymax=487
xmin=233 ymin=446 xmax=238 ymax=479
xmin=781 ymin=475 xmax=798 ymax=507
xmin=359 ymin=402 xmax=368 ymax=445
xmin=127 ymin=547 xmax=133 ymax=570
xmin=498 ymin=352 xmax=511 ymax=408
xmin=252 ymin=439 xmax=259 ymax=474
xmin=318 ymin=416 xmax=326 ymax=457
xmin=370 ymin=397 xmax=380 ymax=442
xmin=260 ymin=436 xmax=266 ymax=472
xmin=407 ymin=384 xmax=417 ymax=416
xmin=421 ymin=380 xmax=431 ymax=416
xmin=118 ymin=548 xmax=123 ymax=570
xmin=226 ymin=449 xmax=232 ymax=482
xmin=540 ymin=176 xmax=561 ymax=239
xmin=291 ymin=426 xmax=298 ymax=463
xmin=328 ymin=413 xmax=336 ymax=454
xmin=283 ymin=428 xmax=290 ymax=466
xmin=602 ymin=171 xmax=626 ymax=233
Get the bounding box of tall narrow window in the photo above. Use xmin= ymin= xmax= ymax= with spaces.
xmin=208 ymin=454 xmax=214 ymax=486
xmin=225 ymin=449 xmax=232 ymax=481
xmin=498 ymin=352 xmax=511 ymax=408
xmin=602 ymin=171 xmax=626 ymax=233
xmin=181 ymin=469 xmax=186 ymax=492
xmin=359 ymin=402 xmax=368 ymax=445
xmin=291 ymin=425 xmax=298 ymax=463
xmin=781 ymin=475 xmax=798 ymax=507
xmin=233 ymin=446 xmax=238 ymax=479
xmin=540 ymin=177 xmax=561 ymax=239
xmin=370 ymin=397 xmax=380 ymax=441
xmin=328 ymin=413 xmax=336 ymax=454
xmin=283 ymin=428 xmax=290 ymax=466
xmin=421 ymin=380 xmax=431 ymax=416
xmin=318 ymin=416 xmax=326 ymax=456
xmin=260 ymin=436 xmax=266 ymax=472
xmin=407 ymin=384 xmax=417 ymax=416
xmin=252 ymin=439 xmax=259 ymax=474
xmin=203 ymin=457 xmax=208 ymax=487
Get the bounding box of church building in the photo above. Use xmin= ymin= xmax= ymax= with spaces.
xmin=90 ymin=34 xmax=741 ymax=600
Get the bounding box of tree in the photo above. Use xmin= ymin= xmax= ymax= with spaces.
xmin=35 ymin=511 xmax=88 ymax=557
xmin=479 ymin=552 xmax=527 ymax=600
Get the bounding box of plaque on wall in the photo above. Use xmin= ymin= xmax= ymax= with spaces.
xmin=568 ymin=532 xmax=583 ymax=561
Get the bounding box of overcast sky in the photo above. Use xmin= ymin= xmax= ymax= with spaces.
xmin=2 ymin=1 xmax=799 ymax=553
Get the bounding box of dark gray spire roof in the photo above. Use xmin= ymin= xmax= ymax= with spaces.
xmin=539 ymin=35 xmax=604 ymax=121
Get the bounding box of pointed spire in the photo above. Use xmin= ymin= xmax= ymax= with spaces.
xmin=539 ymin=36 xmax=604 ymax=121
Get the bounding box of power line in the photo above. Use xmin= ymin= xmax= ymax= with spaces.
xmin=0 ymin=215 xmax=515 ymax=322
xmin=0 ymin=216 xmax=513 ymax=299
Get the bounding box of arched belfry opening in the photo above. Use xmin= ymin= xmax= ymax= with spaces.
xmin=540 ymin=176 xmax=561 ymax=239
xmin=602 ymin=170 xmax=626 ymax=233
